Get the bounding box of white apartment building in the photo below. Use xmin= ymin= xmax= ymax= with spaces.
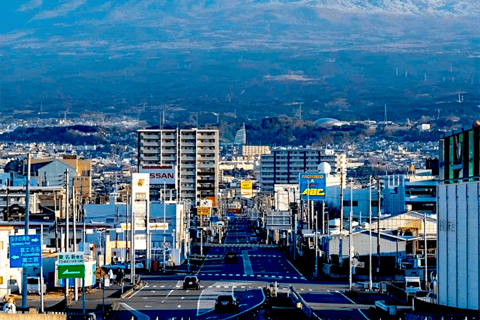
xmin=138 ymin=128 xmax=219 ymax=206
xmin=259 ymin=147 xmax=336 ymax=192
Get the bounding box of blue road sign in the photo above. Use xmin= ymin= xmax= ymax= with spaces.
xmin=299 ymin=172 xmax=327 ymax=201
xmin=9 ymin=235 xmax=42 ymax=268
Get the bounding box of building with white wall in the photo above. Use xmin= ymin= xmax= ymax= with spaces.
xmin=437 ymin=127 xmax=480 ymax=311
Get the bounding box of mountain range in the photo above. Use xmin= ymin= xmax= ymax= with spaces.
xmin=0 ymin=0 xmax=479 ymax=125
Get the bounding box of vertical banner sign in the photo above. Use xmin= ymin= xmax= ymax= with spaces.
xmin=9 ymin=235 xmax=42 ymax=268
xmin=131 ymin=173 xmax=150 ymax=254
xmin=299 ymin=173 xmax=327 ymax=201
xmin=240 ymin=181 xmax=253 ymax=198
xmin=132 ymin=173 xmax=150 ymax=220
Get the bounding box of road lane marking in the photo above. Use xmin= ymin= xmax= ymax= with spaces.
xmin=336 ymin=291 xmax=370 ymax=320
xmin=120 ymin=303 xmax=150 ymax=320
xmin=242 ymin=250 xmax=254 ymax=276
xmin=162 ymin=290 xmax=174 ymax=303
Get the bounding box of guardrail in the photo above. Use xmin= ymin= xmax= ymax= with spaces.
xmin=289 ymin=286 xmax=322 ymax=320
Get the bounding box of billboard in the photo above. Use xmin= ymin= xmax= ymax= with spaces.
xmin=240 ymin=181 xmax=253 ymax=198
xmin=197 ymin=207 xmax=210 ymax=216
xmin=140 ymin=165 xmax=177 ymax=186
xmin=299 ymin=173 xmax=327 ymax=201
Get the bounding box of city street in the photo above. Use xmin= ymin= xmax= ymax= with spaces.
xmin=111 ymin=218 xmax=385 ymax=320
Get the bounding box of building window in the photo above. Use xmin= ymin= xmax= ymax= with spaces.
xmin=343 ymin=200 xmax=358 ymax=206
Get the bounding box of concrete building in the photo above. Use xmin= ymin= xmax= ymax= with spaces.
xmin=437 ymin=127 xmax=480 ymax=311
xmin=259 ymin=147 xmax=336 ymax=193
xmin=138 ymin=128 xmax=219 ymax=206
xmin=242 ymin=145 xmax=271 ymax=158
xmin=25 ymin=156 xmax=93 ymax=202
xmin=84 ymin=201 xmax=191 ymax=266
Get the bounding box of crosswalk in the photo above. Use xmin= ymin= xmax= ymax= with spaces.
xmin=205 ymin=254 xmax=282 ymax=259
xmin=196 ymin=272 xmax=306 ymax=281
xmin=207 ymin=244 xmax=278 ymax=248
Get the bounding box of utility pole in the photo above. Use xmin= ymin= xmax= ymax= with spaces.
xmin=65 ymin=169 xmax=70 ymax=302
xmin=163 ymin=182 xmax=166 ymax=273
xmin=424 ymin=212 xmax=428 ymax=291
xmin=349 ymin=179 xmax=353 ymax=291
xmin=340 ymin=173 xmax=344 ymax=232
xmin=21 ymin=153 xmax=31 ymax=310
xmin=125 ymin=189 xmax=129 ymax=264
xmin=377 ymin=178 xmax=381 ymax=281
xmin=314 ymin=201 xmax=318 ymax=278
xmin=368 ymin=176 xmax=373 ymax=291
xmin=73 ymin=185 xmax=78 ymax=302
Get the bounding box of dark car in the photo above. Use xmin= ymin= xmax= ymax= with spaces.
xmin=224 ymin=251 xmax=238 ymax=264
xmin=182 ymin=276 xmax=200 ymax=290
xmin=215 ymin=294 xmax=239 ymax=312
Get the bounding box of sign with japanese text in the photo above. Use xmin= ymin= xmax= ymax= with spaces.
xmin=240 ymin=181 xmax=253 ymax=198
xmin=197 ymin=207 xmax=210 ymax=216
xmin=58 ymin=252 xmax=85 ymax=266
xmin=9 ymin=235 xmax=41 ymax=268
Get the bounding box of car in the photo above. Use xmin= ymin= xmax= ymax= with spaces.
xmin=224 ymin=251 xmax=237 ymax=264
xmin=182 ymin=276 xmax=200 ymax=290
xmin=27 ymin=277 xmax=46 ymax=295
xmin=215 ymin=294 xmax=239 ymax=312
xmin=126 ymin=262 xmax=145 ymax=269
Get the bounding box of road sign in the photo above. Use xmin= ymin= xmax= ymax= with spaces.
xmin=58 ymin=252 xmax=84 ymax=266
xmin=58 ymin=265 xmax=85 ymax=279
xmin=9 ymin=235 xmax=42 ymax=268
xmin=299 ymin=173 xmax=327 ymax=201
xmin=95 ymin=267 xmax=106 ymax=280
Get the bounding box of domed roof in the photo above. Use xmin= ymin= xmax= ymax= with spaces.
xmin=314 ymin=118 xmax=343 ymax=127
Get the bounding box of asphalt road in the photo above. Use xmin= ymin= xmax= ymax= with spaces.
xmin=114 ymin=279 xmax=265 ymax=320
xmin=111 ymin=217 xmax=380 ymax=320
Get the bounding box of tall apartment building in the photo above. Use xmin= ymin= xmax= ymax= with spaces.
xmin=259 ymin=147 xmax=336 ymax=192
xmin=138 ymin=128 xmax=219 ymax=206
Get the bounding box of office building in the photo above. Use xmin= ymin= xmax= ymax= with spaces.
xmin=259 ymin=147 xmax=336 ymax=192
xmin=137 ymin=128 xmax=219 ymax=206
xmin=437 ymin=126 xmax=479 ymax=310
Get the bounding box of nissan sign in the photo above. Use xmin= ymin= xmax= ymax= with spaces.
xmin=140 ymin=165 xmax=177 ymax=185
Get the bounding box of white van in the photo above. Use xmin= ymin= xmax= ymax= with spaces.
xmin=27 ymin=277 xmax=46 ymax=295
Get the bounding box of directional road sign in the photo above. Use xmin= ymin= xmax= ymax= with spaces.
xmin=9 ymin=235 xmax=42 ymax=268
xmin=58 ymin=265 xmax=85 ymax=279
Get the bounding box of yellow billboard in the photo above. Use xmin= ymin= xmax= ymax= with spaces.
xmin=241 ymin=181 xmax=253 ymax=198
xmin=197 ymin=207 xmax=210 ymax=216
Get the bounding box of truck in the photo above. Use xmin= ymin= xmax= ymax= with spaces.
xmin=404 ymin=276 xmax=421 ymax=295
